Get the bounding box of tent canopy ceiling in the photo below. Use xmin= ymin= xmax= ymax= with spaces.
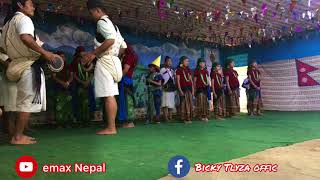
xmin=2 ymin=0 xmax=320 ymax=46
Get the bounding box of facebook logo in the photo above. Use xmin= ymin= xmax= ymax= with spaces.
xmin=168 ymin=156 xmax=190 ymax=178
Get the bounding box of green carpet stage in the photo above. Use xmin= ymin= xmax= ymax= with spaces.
xmin=0 ymin=111 xmax=319 ymax=180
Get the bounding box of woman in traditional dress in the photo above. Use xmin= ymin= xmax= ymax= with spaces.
xmin=211 ymin=63 xmax=226 ymax=119
xmin=52 ymin=51 xmax=75 ymax=126
xmin=176 ymin=56 xmax=194 ymax=123
xmin=224 ymin=59 xmax=240 ymax=117
xmin=70 ymin=46 xmax=97 ymax=123
xmin=193 ymin=58 xmax=210 ymax=122
xmin=247 ymin=60 xmax=263 ymax=116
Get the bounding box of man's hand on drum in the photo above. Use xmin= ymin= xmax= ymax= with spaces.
xmin=43 ymin=51 xmax=58 ymax=63
xmin=81 ymin=52 xmax=96 ymax=65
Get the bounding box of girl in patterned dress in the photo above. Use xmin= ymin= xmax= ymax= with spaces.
xmin=224 ymin=60 xmax=240 ymax=117
xmin=211 ymin=63 xmax=226 ymax=119
xmin=176 ymin=56 xmax=194 ymax=123
xmin=193 ymin=58 xmax=210 ymax=122
xmin=247 ymin=60 xmax=263 ymax=116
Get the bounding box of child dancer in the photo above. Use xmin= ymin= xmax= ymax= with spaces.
xmin=52 ymin=51 xmax=75 ymax=126
xmin=247 ymin=60 xmax=263 ymax=116
xmin=146 ymin=57 xmax=163 ymax=124
xmin=160 ymin=56 xmax=176 ymax=122
xmin=242 ymin=77 xmax=250 ymax=115
xmin=211 ymin=63 xmax=226 ymax=119
xmin=70 ymin=46 xmax=97 ymax=122
xmin=193 ymin=58 xmax=210 ymax=122
xmin=224 ymin=59 xmax=240 ymax=117
xmin=176 ymin=56 xmax=194 ymax=123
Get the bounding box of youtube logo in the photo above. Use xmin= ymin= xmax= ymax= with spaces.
xmin=15 ymin=156 xmax=38 ymax=178
xmin=20 ymin=162 xmax=33 ymax=172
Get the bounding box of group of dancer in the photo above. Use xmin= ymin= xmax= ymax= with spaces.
xmin=0 ymin=0 xmax=263 ymax=145
xmin=143 ymin=56 xmax=263 ymax=125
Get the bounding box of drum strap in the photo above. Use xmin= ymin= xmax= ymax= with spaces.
xmin=95 ymin=18 xmax=118 ymax=43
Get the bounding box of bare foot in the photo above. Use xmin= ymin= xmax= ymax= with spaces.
xmin=122 ymin=122 xmax=135 ymax=128
xmin=216 ymin=116 xmax=225 ymax=120
xmin=10 ymin=136 xmax=37 ymax=145
xmin=201 ymin=118 xmax=209 ymax=122
xmin=23 ymin=135 xmax=36 ymax=141
xmin=96 ymin=128 xmax=117 ymax=135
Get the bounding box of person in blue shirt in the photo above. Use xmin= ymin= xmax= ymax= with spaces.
xmin=146 ymin=62 xmax=163 ymax=124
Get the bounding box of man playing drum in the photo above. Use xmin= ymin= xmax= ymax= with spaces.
xmin=0 ymin=0 xmax=59 ymax=145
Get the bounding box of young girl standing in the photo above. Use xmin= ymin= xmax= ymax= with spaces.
xmin=211 ymin=63 xmax=226 ymax=119
xmin=224 ymin=60 xmax=240 ymax=117
xmin=176 ymin=56 xmax=194 ymax=123
xmin=247 ymin=60 xmax=263 ymax=116
xmin=193 ymin=58 xmax=210 ymax=122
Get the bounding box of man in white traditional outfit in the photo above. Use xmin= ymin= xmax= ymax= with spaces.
xmin=160 ymin=56 xmax=176 ymax=121
xmin=0 ymin=0 xmax=58 ymax=145
xmin=0 ymin=28 xmax=17 ymax=136
xmin=82 ymin=0 xmax=126 ymax=135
